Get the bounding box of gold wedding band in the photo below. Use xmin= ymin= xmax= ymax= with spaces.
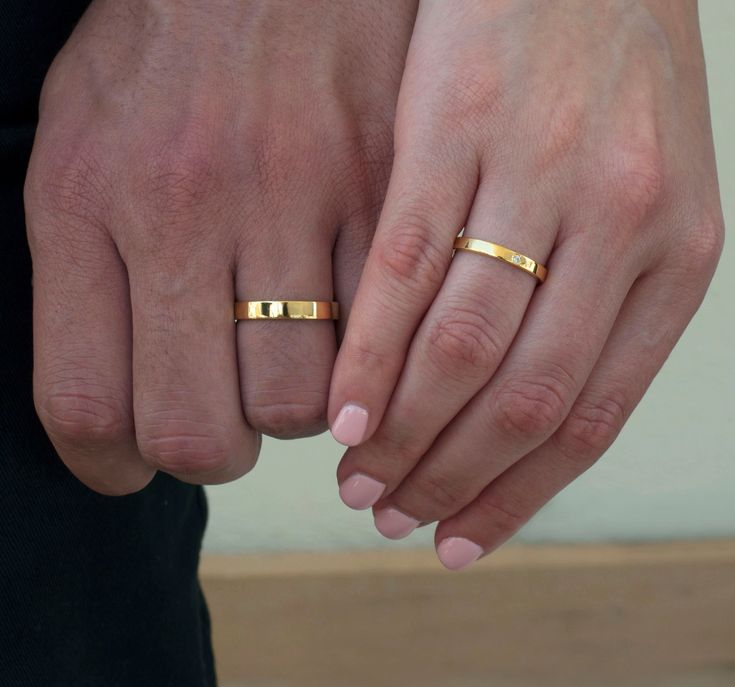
xmin=234 ymin=300 xmax=339 ymax=321
xmin=453 ymin=236 xmax=548 ymax=282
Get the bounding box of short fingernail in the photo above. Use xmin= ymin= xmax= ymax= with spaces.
xmin=339 ymin=473 xmax=385 ymax=510
xmin=374 ymin=507 xmax=419 ymax=540
xmin=331 ymin=403 xmax=369 ymax=446
xmin=436 ymin=537 xmax=484 ymax=571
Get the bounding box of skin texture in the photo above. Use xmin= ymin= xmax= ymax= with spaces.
xmin=329 ymin=0 xmax=725 ymax=568
xmin=26 ymin=0 xmax=724 ymax=571
xmin=25 ymin=0 xmax=418 ymax=495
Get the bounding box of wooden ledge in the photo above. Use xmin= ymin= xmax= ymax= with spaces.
xmin=200 ymin=539 xmax=735 ymax=687
xmin=201 ymin=539 xmax=735 ymax=577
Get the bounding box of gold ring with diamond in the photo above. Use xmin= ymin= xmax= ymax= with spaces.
xmin=452 ymin=237 xmax=547 ymax=283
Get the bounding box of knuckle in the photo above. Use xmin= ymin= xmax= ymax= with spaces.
xmin=435 ymin=69 xmax=507 ymax=140
xmin=245 ymin=123 xmax=291 ymax=200
xmin=37 ymin=388 xmax=129 ymax=448
xmin=240 ymin=109 xmax=354 ymax=212
xmin=409 ymin=469 xmax=471 ymax=517
xmin=240 ymin=339 xmax=330 ymax=438
xmin=554 ymin=390 xmax=629 ymax=466
xmin=372 ymin=427 xmax=424 ymax=466
xmin=142 ymin=125 xmax=228 ymax=228
xmin=26 ymin=146 xmax=110 ymax=234
xmin=248 ymin=121 xmax=325 ymax=199
xmin=492 ymin=368 xmax=574 ymax=440
xmin=602 ymin=145 xmax=665 ymax=225
xmin=425 ymin=304 xmax=506 ymax=380
xmin=344 ymin=337 xmax=387 ymax=377
xmin=146 ymin=153 xmax=218 ymax=218
xmin=656 ymin=212 xmax=726 ymax=287
xmin=474 ymin=496 xmax=527 ymax=539
xmin=535 ymin=97 xmax=585 ymax=170
xmin=376 ymin=213 xmax=447 ymax=296
xmin=336 ymin=122 xmax=394 ymax=209
xmin=137 ymin=420 xmax=231 ymax=475
xmin=246 ymin=397 xmax=327 ymax=439
xmin=680 ymin=213 xmax=726 ymax=271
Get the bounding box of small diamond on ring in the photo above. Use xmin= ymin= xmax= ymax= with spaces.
xmin=511 ymin=254 xmax=522 ymax=265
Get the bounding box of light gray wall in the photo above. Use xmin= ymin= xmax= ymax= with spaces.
xmin=203 ymin=0 xmax=734 ymax=553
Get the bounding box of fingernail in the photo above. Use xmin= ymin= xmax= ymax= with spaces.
xmin=374 ymin=507 xmax=420 ymax=540
xmin=339 ymin=473 xmax=385 ymax=510
xmin=331 ymin=403 xmax=369 ymax=446
xmin=436 ymin=537 xmax=484 ymax=571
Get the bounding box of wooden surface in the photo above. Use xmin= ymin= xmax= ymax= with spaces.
xmin=200 ymin=540 xmax=735 ymax=687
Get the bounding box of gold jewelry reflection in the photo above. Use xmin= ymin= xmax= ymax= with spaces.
xmin=234 ymin=300 xmax=339 ymax=321
xmin=453 ymin=237 xmax=548 ymax=282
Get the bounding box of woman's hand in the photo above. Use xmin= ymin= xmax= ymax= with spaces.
xmin=25 ymin=0 xmax=417 ymax=495
xmin=329 ymin=0 xmax=724 ymax=568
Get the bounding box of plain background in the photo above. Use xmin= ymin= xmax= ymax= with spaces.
xmin=203 ymin=0 xmax=734 ymax=554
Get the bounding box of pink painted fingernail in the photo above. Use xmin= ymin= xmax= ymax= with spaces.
xmin=339 ymin=473 xmax=385 ymax=510
xmin=374 ymin=508 xmax=420 ymax=540
xmin=331 ymin=403 xmax=369 ymax=446
xmin=436 ymin=537 xmax=484 ymax=571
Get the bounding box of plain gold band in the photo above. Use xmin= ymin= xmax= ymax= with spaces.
xmin=453 ymin=237 xmax=548 ymax=283
xmin=234 ymin=300 xmax=339 ymax=321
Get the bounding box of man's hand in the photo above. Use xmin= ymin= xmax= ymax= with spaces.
xmin=329 ymin=0 xmax=725 ymax=568
xmin=25 ymin=0 xmax=417 ymax=495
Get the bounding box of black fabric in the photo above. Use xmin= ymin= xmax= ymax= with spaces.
xmin=0 ymin=2 xmax=217 ymax=685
